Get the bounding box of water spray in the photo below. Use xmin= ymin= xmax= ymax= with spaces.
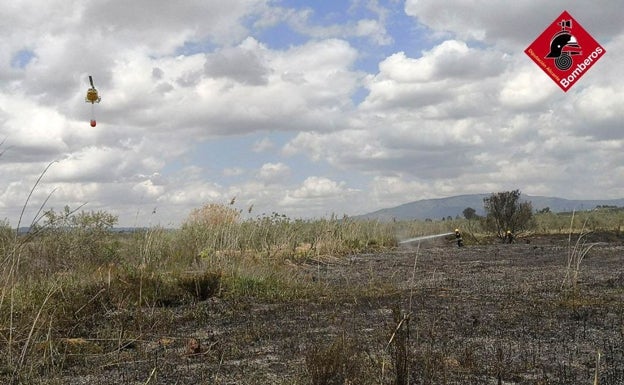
xmin=398 ymin=232 xmax=454 ymax=244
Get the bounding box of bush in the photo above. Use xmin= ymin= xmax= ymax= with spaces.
xmin=26 ymin=207 xmax=120 ymax=273
xmin=483 ymin=190 xmax=534 ymax=238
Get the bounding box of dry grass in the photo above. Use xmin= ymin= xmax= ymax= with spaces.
xmin=561 ymin=211 xmax=598 ymax=292
xmin=1 ymin=200 xmax=624 ymax=384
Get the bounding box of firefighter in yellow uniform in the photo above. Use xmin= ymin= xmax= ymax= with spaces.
xmin=455 ymin=229 xmax=464 ymax=247
xmin=505 ymin=230 xmax=514 ymax=244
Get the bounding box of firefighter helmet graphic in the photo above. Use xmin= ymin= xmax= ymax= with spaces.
xmin=526 ymin=10 xmax=606 ymax=92
xmin=545 ymin=19 xmax=582 ymax=71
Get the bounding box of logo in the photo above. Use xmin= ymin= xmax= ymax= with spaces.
xmin=525 ymin=11 xmax=605 ymax=92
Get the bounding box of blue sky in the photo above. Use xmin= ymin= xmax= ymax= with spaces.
xmin=0 ymin=0 xmax=623 ymax=226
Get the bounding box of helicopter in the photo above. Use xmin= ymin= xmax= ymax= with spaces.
xmin=85 ymin=75 xmax=101 ymax=127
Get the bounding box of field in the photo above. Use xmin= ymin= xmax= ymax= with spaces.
xmin=3 ymin=238 xmax=624 ymax=384
xmin=1 ymin=209 xmax=624 ymax=384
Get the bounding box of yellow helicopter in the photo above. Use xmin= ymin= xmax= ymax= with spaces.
xmin=85 ymin=75 xmax=101 ymax=126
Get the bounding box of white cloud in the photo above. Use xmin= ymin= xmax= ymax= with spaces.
xmin=267 ymin=2 xmax=392 ymax=46
xmin=282 ymin=177 xmax=358 ymax=209
xmin=498 ymin=68 xmax=559 ymax=109
xmin=257 ymin=162 xmax=290 ymax=183
xmin=1 ymin=1 xmax=623 ymax=226
xmin=355 ymin=19 xmax=392 ymax=45
xmin=252 ymin=137 xmax=275 ymax=153
xmin=204 ymin=38 xmax=271 ymax=85
xmin=403 ymin=1 xmax=623 ymax=48
xmin=223 ymin=167 xmax=245 ymax=177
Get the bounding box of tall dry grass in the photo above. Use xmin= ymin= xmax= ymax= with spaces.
xmin=561 ymin=211 xmax=597 ymax=292
xmin=0 ymin=202 xmax=402 ymax=382
xmin=2 ymin=196 xmax=623 ymax=382
xmin=535 ymin=209 xmax=624 ymax=235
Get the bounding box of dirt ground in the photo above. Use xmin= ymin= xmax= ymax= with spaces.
xmin=42 ymin=235 xmax=624 ymax=384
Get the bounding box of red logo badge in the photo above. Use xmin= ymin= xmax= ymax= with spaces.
xmin=525 ymin=10 xmax=606 ymax=92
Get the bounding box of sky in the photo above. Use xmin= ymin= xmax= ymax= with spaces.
xmin=1 ymin=0 xmax=623 ymax=227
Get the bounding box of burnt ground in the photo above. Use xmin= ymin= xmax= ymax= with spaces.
xmin=33 ymin=235 xmax=624 ymax=384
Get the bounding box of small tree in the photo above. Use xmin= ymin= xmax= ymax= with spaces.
xmin=463 ymin=207 xmax=477 ymax=220
xmin=483 ymin=190 xmax=534 ymax=238
xmin=537 ymin=207 xmax=551 ymax=214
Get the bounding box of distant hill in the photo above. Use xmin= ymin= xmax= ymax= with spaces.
xmin=355 ymin=194 xmax=624 ymax=221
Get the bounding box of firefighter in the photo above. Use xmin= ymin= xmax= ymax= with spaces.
xmin=505 ymin=230 xmax=514 ymax=244
xmin=455 ymin=228 xmax=464 ymax=247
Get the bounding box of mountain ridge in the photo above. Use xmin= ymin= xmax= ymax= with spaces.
xmin=356 ymin=194 xmax=624 ymax=221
